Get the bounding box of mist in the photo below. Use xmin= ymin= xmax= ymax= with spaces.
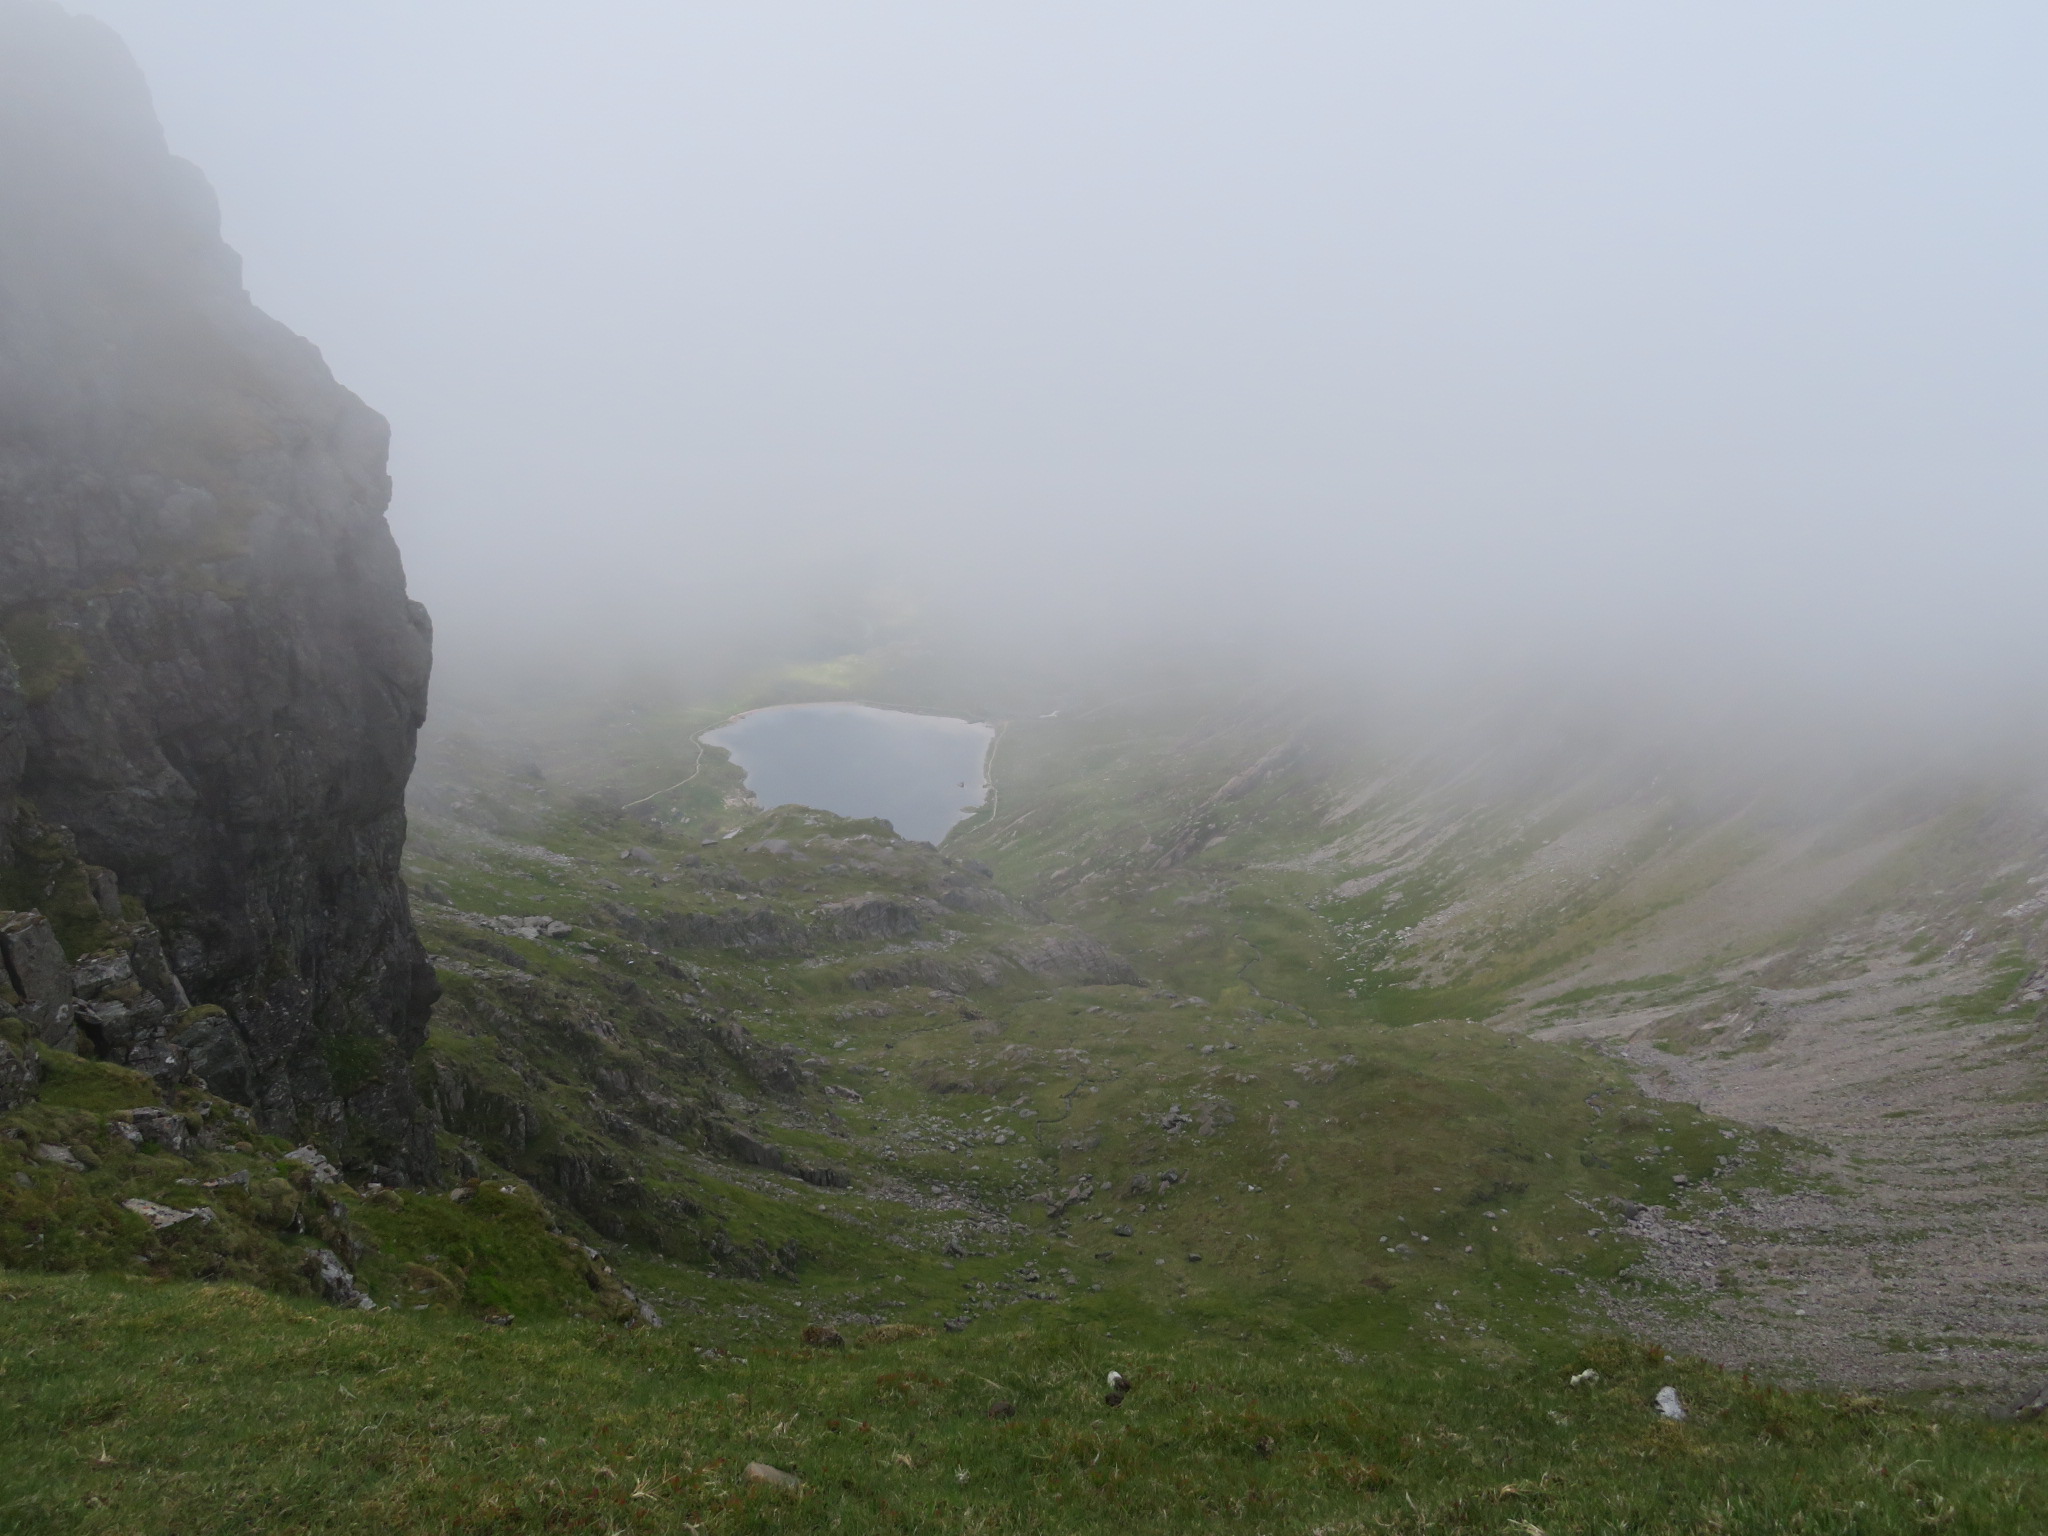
xmin=75 ymin=1 xmax=2048 ymax=742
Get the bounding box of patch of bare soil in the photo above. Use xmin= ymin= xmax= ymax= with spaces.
xmin=1532 ymin=952 xmax=2048 ymax=1406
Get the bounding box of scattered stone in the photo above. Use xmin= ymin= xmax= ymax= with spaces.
xmin=824 ymin=1084 xmax=863 ymax=1103
xmin=34 ymin=1142 xmax=86 ymax=1172
xmin=120 ymin=1197 xmax=212 ymax=1228
xmin=986 ymin=1400 xmax=1015 ymax=1419
xmin=448 ymin=1185 xmax=475 ymax=1203
xmin=122 ymin=1107 xmax=192 ymax=1154
xmin=745 ymin=1462 xmax=802 ymax=1490
xmin=1045 ymin=1175 xmax=1095 ymax=1220
xmin=482 ymin=1311 xmax=514 ymax=1327
xmin=487 ymin=915 xmax=572 ymax=941
xmin=1186 ymin=1253 xmax=1202 ymax=1263
xmin=619 ymin=847 xmax=656 ymax=864
xmin=1654 ymin=1386 xmax=1686 ymax=1420
xmin=305 ymin=1247 xmax=375 ymax=1309
xmin=1569 ymin=1368 xmax=1600 ymax=1388
xmin=802 ymin=1324 xmax=846 ymax=1349
xmin=284 ymin=1146 xmax=342 ymax=1184
xmin=944 ymin=1318 xmax=969 ymax=1332
xmin=1113 ymin=1224 xmax=1134 ymax=1238
xmin=2005 ymin=1383 xmax=2048 ymax=1421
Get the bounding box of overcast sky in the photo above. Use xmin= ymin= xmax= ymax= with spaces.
xmin=73 ymin=2 xmax=2048 ymax=726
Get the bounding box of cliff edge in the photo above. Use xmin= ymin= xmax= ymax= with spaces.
xmin=0 ymin=0 xmax=436 ymax=1179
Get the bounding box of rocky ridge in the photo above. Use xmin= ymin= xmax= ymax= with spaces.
xmin=0 ymin=0 xmax=434 ymax=1178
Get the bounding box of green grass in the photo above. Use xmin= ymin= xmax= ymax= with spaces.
xmin=12 ymin=673 xmax=2046 ymax=1530
xmin=4 ymin=1270 xmax=2044 ymax=1535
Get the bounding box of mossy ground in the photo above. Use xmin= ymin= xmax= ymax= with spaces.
xmin=5 ymin=1269 xmax=2045 ymax=1535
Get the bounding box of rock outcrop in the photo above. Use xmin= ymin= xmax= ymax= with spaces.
xmin=0 ymin=1 xmax=435 ymax=1179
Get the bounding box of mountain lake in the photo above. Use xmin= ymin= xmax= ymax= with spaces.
xmin=700 ymin=703 xmax=994 ymax=844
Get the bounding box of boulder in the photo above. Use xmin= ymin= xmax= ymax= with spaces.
xmin=304 ymin=1247 xmax=375 ymax=1309
xmin=0 ymin=913 xmax=75 ymax=1049
xmin=120 ymin=1197 xmax=211 ymax=1229
xmin=120 ymin=1106 xmax=192 ymax=1154
xmin=284 ymin=1145 xmax=342 ymax=1184
xmin=0 ymin=1036 xmax=40 ymax=1110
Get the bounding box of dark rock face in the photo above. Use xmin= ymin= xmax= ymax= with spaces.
xmin=0 ymin=3 xmax=436 ymax=1179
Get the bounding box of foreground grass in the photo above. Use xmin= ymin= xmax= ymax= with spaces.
xmin=4 ymin=1271 xmax=2043 ymax=1535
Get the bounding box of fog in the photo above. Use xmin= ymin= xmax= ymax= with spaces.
xmin=77 ymin=1 xmax=2048 ymax=740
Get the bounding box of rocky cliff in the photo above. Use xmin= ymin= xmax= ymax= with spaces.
xmin=0 ymin=1 xmax=436 ymax=1179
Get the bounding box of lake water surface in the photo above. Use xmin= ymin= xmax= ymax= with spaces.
xmin=701 ymin=703 xmax=994 ymax=844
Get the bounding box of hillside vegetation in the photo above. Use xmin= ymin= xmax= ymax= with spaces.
xmin=8 ymin=678 xmax=2048 ymax=1531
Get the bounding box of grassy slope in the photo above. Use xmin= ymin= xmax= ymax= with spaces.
xmin=7 ymin=1270 xmax=2045 ymax=1535
xmin=9 ymin=676 xmax=2048 ymax=1531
